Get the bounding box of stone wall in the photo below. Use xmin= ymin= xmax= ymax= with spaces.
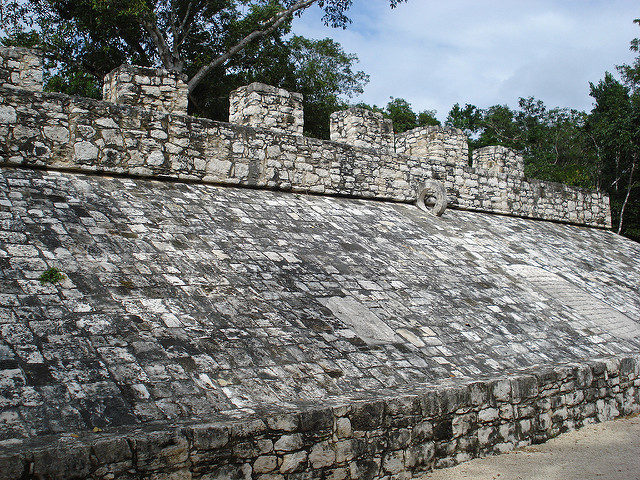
xmin=330 ymin=108 xmax=395 ymax=152
xmin=396 ymin=126 xmax=469 ymax=168
xmin=0 ymin=86 xmax=612 ymax=227
xmin=1 ymin=355 xmax=637 ymax=480
xmin=0 ymin=46 xmax=42 ymax=92
xmin=0 ymin=46 xmax=612 ymax=228
xmin=103 ymin=65 xmax=189 ymax=115
xmin=473 ymin=145 xmax=524 ymax=177
xmin=229 ymin=82 xmax=304 ymax=135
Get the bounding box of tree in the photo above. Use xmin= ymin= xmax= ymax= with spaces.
xmin=283 ymin=36 xmax=369 ymax=138
xmin=385 ymin=97 xmax=417 ymax=133
xmin=445 ymin=103 xmax=481 ymax=138
xmin=1 ymin=1 xmax=372 ymax=135
xmin=417 ymin=109 xmax=440 ymax=127
xmin=588 ymin=73 xmax=639 ymax=236
xmin=2 ymin=0 xmax=405 ymax=96
xmin=617 ymin=18 xmax=640 ymax=92
xmin=356 ymin=97 xmax=440 ymax=134
xmin=183 ymin=33 xmax=369 ymax=138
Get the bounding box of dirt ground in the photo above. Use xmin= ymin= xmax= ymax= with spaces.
xmin=423 ymin=415 xmax=640 ymax=480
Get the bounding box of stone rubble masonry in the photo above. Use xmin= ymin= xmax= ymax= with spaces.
xmin=0 ymin=355 xmax=637 ymax=480
xmin=103 ymin=64 xmax=189 ymax=115
xmin=330 ymin=107 xmax=395 ymax=152
xmin=396 ymin=125 xmax=469 ymax=169
xmin=229 ymin=82 xmax=304 ymax=136
xmin=473 ymin=145 xmax=525 ymax=177
xmin=0 ymin=46 xmax=612 ymax=229
xmin=0 ymin=46 xmax=42 ymax=92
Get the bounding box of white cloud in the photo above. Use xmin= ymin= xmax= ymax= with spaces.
xmin=292 ymin=0 xmax=639 ymax=119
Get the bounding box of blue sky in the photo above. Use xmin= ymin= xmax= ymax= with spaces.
xmin=292 ymin=1 xmax=639 ymax=120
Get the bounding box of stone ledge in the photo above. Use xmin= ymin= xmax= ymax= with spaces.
xmin=104 ymin=64 xmax=189 ymax=83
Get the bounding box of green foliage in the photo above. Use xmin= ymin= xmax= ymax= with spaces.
xmin=444 ymin=98 xmax=599 ymax=189
xmin=385 ymin=98 xmax=418 ymax=133
xmin=354 ymin=98 xmax=440 ymax=134
xmin=1 ymin=1 xmax=374 ymax=139
xmin=0 ymin=0 xmax=405 ymax=92
xmin=188 ymin=34 xmax=369 ymax=139
xmin=587 ymin=72 xmax=640 ymax=238
xmin=445 ymin=103 xmax=481 ymax=137
xmin=39 ymin=267 xmax=64 ymax=285
xmin=617 ymin=18 xmax=640 ymax=92
xmin=417 ymin=110 xmax=440 ymax=127
xmin=440 ymin=18 xmax=640 ymax=241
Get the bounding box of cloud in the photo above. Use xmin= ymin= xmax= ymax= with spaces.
xmin=292 ymin=0 xmax=639 ymax=119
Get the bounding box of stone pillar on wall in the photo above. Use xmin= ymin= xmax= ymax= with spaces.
xmin=103 ymin=65 xmax=189 ymax=115
xmin=330 ymin=108 xmax=395 ymax=151
xmin=0 ymin=46 xmax=43 ymax=92
xmin=229 ymin=83 xmax=304 ymax=136
xmin=473 ymin=145 xmax=524 ymax=177
xmin=395 ymin=126 xmax=469 ymax=168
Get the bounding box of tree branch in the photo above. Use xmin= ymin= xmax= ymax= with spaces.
xmin=187 ymin=0 xmax=317 ymax=92
xmin=142 ymin=15 xmax=178 ymax=71
xmin=174 ymin=0 xmax=196 ymax=48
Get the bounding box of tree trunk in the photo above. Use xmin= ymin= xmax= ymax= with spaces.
xmin=618 ymin=155 xmax=637 ymax=234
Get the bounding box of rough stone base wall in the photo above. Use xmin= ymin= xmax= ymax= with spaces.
xmin=396 ymin=126 xmax=469 ymax=168
xmin=229 ymin=83 xmax=304 ymax=135
xmin=473 ymin=145 xmax=524 ymax=177
xmin=330 ymin=108 xmax=395 ymax=152
xmin=0 ymin=47 xmax=42 ymax=92
xmin=0 ymin=355 xmax=637 ymax=480
xmin=0 ymin=87 xmax=611 ymax=227
xmin=103 ymin=65 xmax=189 ymax=115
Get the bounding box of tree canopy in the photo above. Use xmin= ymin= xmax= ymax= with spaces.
xmin=1 ymin=0 xmax=383 ymax=138
xmin=441 ymin=18 xmax=640 ymax=240
xmin=355 ymin=97 xmax=440 ymax=134
xmin=1 ymin=0 xmax=404 ymax=94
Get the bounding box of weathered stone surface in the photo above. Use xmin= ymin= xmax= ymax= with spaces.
xmin=396 ymin=125 xmax=468 ymax=168
xmin=0 ymin=46 xmax=636 ymax=480
xmin=103 ymin=65 xmax=188 ymax=115
xmin=0 ymin=167 xmax=638 ymax=452
xmin=0 ymin=88 xmax=611 ymax=227
xmin=230 ymin=83 xmax=304 ymax=136
xmin=330 ymin=108 xmax=395 ymax=152
xmin=473 ymin=145 xmax=524 ymax=177
xmin=0 ymin=47 xmax=42 ymax=92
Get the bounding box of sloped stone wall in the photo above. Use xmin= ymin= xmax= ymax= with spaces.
xmin=330 ymin=108 xmax=395 ymax=152
xmin=1 ymin=355 xmax=637 ymax=480
xmin=103 ymin=65 xmax=189 ymax=115
xmin=229 ymin=83 xmax=304 ymax=135
xmin=0 ymin=46 xmax=42 ymax=92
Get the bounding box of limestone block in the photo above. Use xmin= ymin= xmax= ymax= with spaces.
xmin=473 ymin=145 xmax=524 ymax=177
xmin=330 ymin=108 xmax=394 ymax=151
xmin=395 ymin=125 xmax=468 ymax=168
xmin=0 ymin=46 xmax=43 ymax=91
xmin=103 ymin=65 xmax=188 ymax=115
xmin=229 ymin=83 xmax=304 ymax=135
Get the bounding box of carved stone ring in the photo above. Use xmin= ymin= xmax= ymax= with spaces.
xmin=416 ymin=179 xmax=448 ymax=216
